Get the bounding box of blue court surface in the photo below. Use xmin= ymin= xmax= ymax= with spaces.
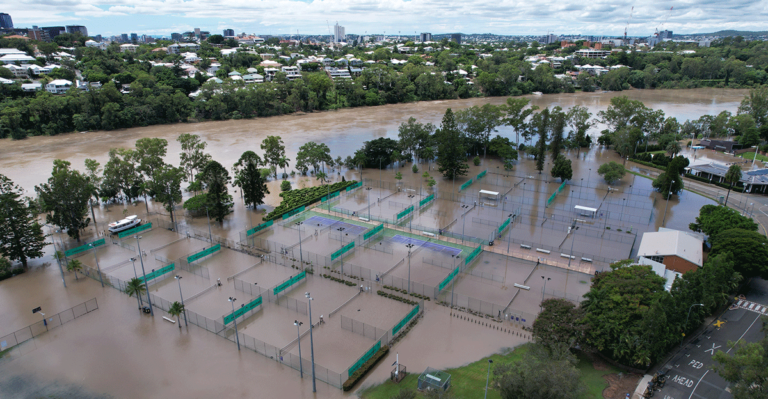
xmin=304 ymin=216 xmax=368 ymax=236
xmin=390 ymin=235 xmax=462 ymax=256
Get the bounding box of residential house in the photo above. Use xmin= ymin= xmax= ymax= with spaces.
xmin=349 ymin=58 xmax=362 ymax=66
xmin=207 ymin=62 xmax=221 ymax=75
xmin=45 ymin=79 xmax=72 ymax=94
xmin=326 ymin=67 xmax=351 ymax=80
xmin=21 ymin=82 xmax=42 ymax=92
xmin=120 ymin=44 xmax=139 ymax=53
xmin=220 ymin=48 xmax=238 ymax=57
xmin=281 ymin=66 xmax=301 ymax=80
xmin=0 ymin=53 xmax=36 ymax=64
xmin=85 ymin=40 xmax=108 ymax=50
xmin=243 ymin=74 xmax=264 ymax=84
xmin=263 ymin=67 xmax=279 ymax=81
xmin=181 ymin=52 xmax=201 ymax=63
xmin=0 ymin=77 xmax=13 ymax=84
xmin=167 ymin=43 xmax=200 ymax=54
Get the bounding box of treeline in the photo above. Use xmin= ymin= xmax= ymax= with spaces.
xmin=2 ymin=35 xmax=768 ymax=139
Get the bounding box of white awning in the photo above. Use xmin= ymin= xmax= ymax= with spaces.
xmin=479 ymin=190 xmax=499 ymax=196
xmin=574 ymin=205 xmax=597 ymax=213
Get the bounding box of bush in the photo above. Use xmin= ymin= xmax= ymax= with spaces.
xmin=473 ymin=156 xmax=481 ymax=166
xmin=0 ymin=258 xmax=24 ymax=281
xmin=263 ymin=180 xmax=356 ymax=221
xmin=412 ymin=164 xmax=418 ymax=173
xmin=280 ymin=180 xmax=291 ymax=192
xmin=342 ymin=345 xmax=390 ymax=391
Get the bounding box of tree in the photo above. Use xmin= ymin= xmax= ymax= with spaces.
xmin=134 ymin=137 xmax=168 ymax=180
xmin=362 ymin=138 xmax=400 ymax=169
xmin=177 ymin=133 xmax=211 ymax=182
xmin=456 ymin=104 xmax=503 ymax=159
xmin=67 ymin=259 xmax=83 ymax=280
xmin=689 ymin=205 xmax=757 ymax=237
xmin=533 ymin=109 xmax=549 ymax=174
xmin=549 ymin=107 xmax=566 ymax=160
xmin=125 ymin=277 xmax=146 ymax=310
xmin=200 ymin=160 xmax=233 ymax=224
xmin=103 ymin=148 xmax=140 ymax=202
xmin=737 ymin=85 xmax=768 ymax=129
xmin=296 ymin=142 xmax=332 ymax=174
xmin=83 ymin=158 xmax=102 ymax=225
xmin=150 ymin=165 xmax=184 ymax=228
xmin=652 ymin=157 xmax=687 ymax=200
xmin=713 ymin=320 xmax=768 ymax=399
xmin=232 ymin=151 xmax=268 ymax=209
xmin=412 ymin=164 xmax=419 ymax=173
xmin=168 ymin=301 xmax=185 ymax=328
xmin=397 ymin=117 xmax=434 ymax=163
xmin=550 ymin=155 xmax=572 ymax=182
xmin=36 ymin=160 xmax=92 ymax=242
xmin=710 ymin=228 xmax=768 ymax=279
xmin=261 ymin=135 xmax=286 ymax=179
xmin=533 ymin=299 xmax=586 ymax=350
xmin=280 ymin=180 xmax=291 ymax=192
xmin=435 ymin=109 xmax=469 ymax=179
xmin=502 ymin=98 xmax=538 ymax=147
xmin=597 ymin=161 xmax=626 ymax=184
xmin=0 ymin=174 xmax=47 ymax=268
xmin=566 ymin=105 xmax=594 ymax=155
xmin=724 ymin=164 xmax=743 ymax=206
xmin=666 ymin=140 xmax=682 ymax=157
xmin=494 ymin=344 xmax=587 ymax=399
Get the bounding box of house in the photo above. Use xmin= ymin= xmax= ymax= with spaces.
xmin=637 ymin=228 xmax=704 ymax=291
xmin=45 ymin=79 xmax=72 ymax=94
xmin=0 ymin=53 xmax=36 ymax=64
xmin=181 ymin=52 xmax=201 ymax=63
xmin=260 ymin=53 xmax=275 ymax=60
xmin=688 ymin=161 xmax=768 ymax=194
xmin=698 ymin=139 xmax=742 ymax=153
xmin=260 ymin=60 xmax=280 ymax=68
xmin=0 ymin=77 xmax=13 ymax=84
xmin=243 ymin=73 xmax=264 ymax=84
xmin=263 ymin=67 xmax=279 ymax=80
xmin=220 ymin=48 xmax=238 ymax=57
xmin=120 ymin=44 xmax=139 ymax=53
xmin=167 ymin=43 xmax=200 ymax=54
xmin=574 ymin=49 xmax=609 ymax=59
xmin=85 ymin=40 xmax=108 ymax=50
xmin=207 ymin=62 xmax=221 ymax=75
xmin=228 ymin=71 xmax=242 ymax=77
xmin=335 ymin=58 xmax=348 ymax=66
xmin=279 ymin=55 xmax=291 ymax=62
xmin=21 ymin=83 xmax=42 ymax=92
xmin=349 ymin=58 xmax=362 ymax=66
xmin=326 ymin=67 xmax=351 ymax=80
xmin=281 ymin=66 xmax=301 ymax=80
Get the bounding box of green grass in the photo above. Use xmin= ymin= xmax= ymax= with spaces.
xmin=359 ymin=344 xmax=621 ymax=399
xmin=737 ymin=151 xmax=768 ymax=162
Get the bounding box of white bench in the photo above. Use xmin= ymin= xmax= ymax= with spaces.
xmin=581 ymin=257 xmax=592 ymax=262
xmin=536 ymin=248 xmax=550 ymax=254
xmin=163 ymin=316 xmax=176 ymax=324
xmin=422 ymin=232 xmax=436 ymax=237
xmin=358 ymin=217 xmax=370 ymax=222
xmin=520 ymin=244 xmax=532 ymax=249
xmin=560 ymin=253 xmax=576 ymax=259
xmin=513 ymin=283 xmax=531 ymax=290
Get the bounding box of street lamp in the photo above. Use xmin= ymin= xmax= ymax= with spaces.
xmin=228 ymin=297 xmax=240 ymax=350
xmin=484 ymin=359 xmax=493 ymax=399
xmin=682 ymin=303 xmax=704 ymax=344
xmin=294 ymin=320 xmax=304 ymax=378
xmin=405 ymin=243 xmax=414 ymax=294
xmin=662 ymin=184 xmax=673 ymax=227
xmin=540 ymin=276 xmax=551 ymax=311
xmin=175 ymin=275 xmax=188 ymax=327
xmin=89 ymin=242 xmax=104 ymax=287
xmin=295 ymin=221 xmax=304 ymax=270
xmin=305 ymin=292 xmax=317 ymax=393
xmin=337 ymin=227 xmax=346 ymax=277
xmin=205 ymin=206 xmax=213 ymax=243
xmin=47 ymin=225 xmax=66 ymax=288
xmin=450 ymin=255 xmax=460 ymax=308
xmin=567 ymin=226 xmax=579 ymax=268
xmin=135 ymin=235 xmax=154 ymax=316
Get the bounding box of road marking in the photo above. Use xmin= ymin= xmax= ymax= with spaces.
xmin=713 ymin=319 xmax=725 ymax=328
xmin=688 ymin=313 xmax=763 ymax=399
xmin=704 ymin=343 xmax=721 ymax=355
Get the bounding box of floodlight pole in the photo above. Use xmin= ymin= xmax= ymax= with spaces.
xmin=90 ymin=242 xmax=104 ymax=287
xmin=567 ymin=225 xmax=579 ymax=268
xmin=294 ymin=320 xmax=304 ymax=378
xmin=130 ymin=257 xmax=143 ymax=307
xmin=176 ymin=275 xmax=188 ymax=327
xmin=306 ymin=292 xmax=317 ymax=393
xmin=135 ymin=235 xmax=153 ymax=316
xmin=484 ymin=359 xmax=493 ymax=399
xmin=205 ymin=206 xmax=213 ymax=243
xmin=229 ymin=297 xmax=240 ymax=350
xmin=451 ymin=255 xmax=460 ymax=308
xmin=296 ymin=221 xmax=304 ymax=270
xmin=540 ymin=276 xmax=551 ymax=312
xmin=662 ymin=179 xmax=674 ymax=227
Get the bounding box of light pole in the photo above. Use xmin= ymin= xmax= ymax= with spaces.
xmin=461 ymin=211 xmax=467 ymax=244
xmin=130 ymin=257 xmax=143 ymax=308
xmin=540 ymin=276 xmax=551 ymax=311
xmin=175 ymin=275 xmax=188 ymax=327
xmin=48 ymin=226 xmax=66 ymax=288
xmin=228 ymin=297 xmax=240 ymax=350
xmin=567 ymin=226 xmax=579 ymax=268
xmin=662 ymin=183 xmax=673 ymax=227
xmin=450 ymin=255 xmax=460 ymax=308
xmin=135 ymin=235 xmax=153 ymax=316
xmin=205 ymin=206 xmax=213 ymax=243
xmin=484 ymin=359 xmax=493 ymax=399
xmin=90 ymin=242 xmax=104 ymax=287
xmin=305 ymin=292 xmax=317 ymax=393
xmin=337 ymin=227 xmax=346 ymax=277
xmin=405 ymin=243 xmax=414 ymax=294
xmin=367 ymin=186 xmax=372 ymax=220
xmin=621 ymin=198 xmax=626 ymax=225
xmin=682 ymin=303 xmax=704 ymax=344
xmin=752 ymin=145 xmax=759 ymax=167
xmin=587 ymin=168 xmax=591 ymax=189
xmin=295 ymin=221 xmax=304 ymax=270
xmin=294 ymin=320 xmax=304 ymax=378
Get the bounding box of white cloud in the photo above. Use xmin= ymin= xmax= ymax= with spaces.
xmin=6 ymin=0 xmax=768 ymax=36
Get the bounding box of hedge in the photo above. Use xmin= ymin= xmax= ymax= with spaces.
xmin=342 ymin=345 xmax=390 ymax=391
xmin=0 ymin=267 xmax=25 ymax=282
xmin=263 ymin=180 xmax=357 ymax=221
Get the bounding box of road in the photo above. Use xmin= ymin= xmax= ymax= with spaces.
xmin=652 ymin=278 xmax=768 ymax=399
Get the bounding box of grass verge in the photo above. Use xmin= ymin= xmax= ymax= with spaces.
xmin=736 ymin=151 xmax=768 ymax=162
xmin=359 ymin=344 xmax=620 ymax=399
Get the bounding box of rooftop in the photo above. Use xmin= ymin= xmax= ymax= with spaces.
xmin=637 ymin=229 xmax=703 ymax=267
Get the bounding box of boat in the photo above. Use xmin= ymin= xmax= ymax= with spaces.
xmin=532 ymin=91 xmax=543 ymax=95
xmin=108 ymin=215 xmax=141 ymax=234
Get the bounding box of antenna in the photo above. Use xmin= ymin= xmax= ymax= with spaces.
xmin=624 ymin=6 xmax=633 ymax=45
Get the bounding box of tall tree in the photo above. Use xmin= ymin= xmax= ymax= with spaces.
xmin=236 ymin=157 xmax=269 ymax=209
xmin=261 ymin=135 xmax=286 ymax=179
xmin=566 ymin=105 xmax=593 ymax=155
xmin=550 ymin=155 xmax=573 ymax=182
xmin=200 ymin=160 xmax=233 ymax=224
xmin=435 ymin=109 xmax=469 ymax=179
xmin=549 ymin=106 xmax=566 ymax=160
xmin=713 ymin=320 xmax=768 ymax=399
xmin=150 ymin=165 xmax=184 ymax=228
xmin=723 ymin=164 xmax=743 ymax=206
xmin=494 ymin=344 xmax=587 ymax=399
xmin=533 ymin=109 xmax=549 ymax=174
xmin=689 ymin=205 xmax=758 ymax=237
xmin=533 ymin=299 xmax=586 ymax=350
xmin=177 ymin=133 xmax=211 ymax=182
xmin=134 ymin=138 xmax=168 ymax=180
xmin=103 ymin=148 xmax=141 ymax=202
xmin=737 ymin=85 xmax=768 ymax=129
xmin=36 ymin=160 xmax=93 ymax=242
xmin=502 ymin=97 xmax=538 ymax=146
xmin=0 ymin=175 xmax=47 ymax=268
xmin=397 ymin=117 xmax=435 ymax=163
xmin=84 ymin=158 xmax=102 ymax=226
xmin=597 ymin=162 xmax=626 ymax=184
xmin=710 ymin=228 xmax=768 ymax=279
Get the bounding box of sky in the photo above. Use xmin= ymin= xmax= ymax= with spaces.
xmin=5 ymin=0 xmax=768 ymax=38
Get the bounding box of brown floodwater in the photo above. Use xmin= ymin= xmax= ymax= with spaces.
xmin=0 ymin=88 xmax=756 ymax=398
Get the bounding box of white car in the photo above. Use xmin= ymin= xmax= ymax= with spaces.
xmin=108 ymin=215 xmax=141 ymax=234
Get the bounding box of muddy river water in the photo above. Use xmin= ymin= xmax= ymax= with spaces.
xmin=0 ymin=88 xmax=752 ymax=398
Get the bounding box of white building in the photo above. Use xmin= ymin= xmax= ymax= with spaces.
xmin=0 ymin=53 xmax=37 ymax=64
xmin=281 ymin=66 xmax=301 ymax=80
xmin=45 ymin=79 xmax=72 ymax=94
xmin=85 ymin=40 xmax=108 ymax=50
xmin=637 ymin=228 xmax=704 ymax=291
xmin=326 ymin=67 xmax=351 ymax=80
xmin=243 ymin=73 xmax=264 ymax=84
xmin=333 ymin=22 xmax=345 ymax=43
xmin=21 ymin=83 xmax=42 ymax=92
xmin=120 ymin=44 xmax=139 ymax=53
xmin=167 ymin=43 xmax=200 ymax=54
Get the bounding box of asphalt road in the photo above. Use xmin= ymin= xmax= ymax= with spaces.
xmin=653 ymin=278 xmax=768 ymax=399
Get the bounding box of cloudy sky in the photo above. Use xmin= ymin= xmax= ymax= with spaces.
xmin=5 ymin=0 xmax=767 ymax=37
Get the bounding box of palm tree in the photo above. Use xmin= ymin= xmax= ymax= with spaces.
xmin=125 ymin=277 xmax=146 ymax=311
xmin=278 ymin=156 xmax=291 ymax=179
xmin=67 ymin=259 xmax=83 ymax=281
xmin=666 ymin=141 xmax=682 ymax=157
xmin=168 ymin=301 xmax=184 ymax=328
xmin=723 ymin=164 xmax=742 ymax=206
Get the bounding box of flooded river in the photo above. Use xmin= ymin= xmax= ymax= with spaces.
xmin=0 ymin=88 xmax=752 ymax=398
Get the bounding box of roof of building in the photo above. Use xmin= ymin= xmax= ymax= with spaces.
xmin=637 ymin=229 xmax=703 ymax=267
xmin=688 ymin=162 xmax=768 ymax=185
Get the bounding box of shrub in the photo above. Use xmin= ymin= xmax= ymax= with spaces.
xmin=473 ymin=156 xmax=481 ymax=166
xmin=342 ymin=345 xmax=390 ymax=391
xmin=280 ymin=180 xmax=291 ymax=192
xmin=412 ymin=164 xmax=419 ymax=173
xmin=263 ymin=180 xmax=356 ymax=221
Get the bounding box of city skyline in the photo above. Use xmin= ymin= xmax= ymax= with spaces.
xmin=3 ymin=0 xmax=767 ymax=38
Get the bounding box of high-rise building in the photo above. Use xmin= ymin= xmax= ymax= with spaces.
xmin=194 ymin=28 xmax=201 ymax=38
xmin=66 ymin=25 xmax=88 ymax=36
xmin=200 ymin=31 xmax=210 ymax=40
xmin=223 ymin=29 xmax=234 ymax=37
xmin=451 ymin=33 xmax=461 ymax=44
xmin=333 ymin=22 xmax=345 ymax=43
xmin=659 ymin=30 xmax=673 ymax=39
xmin=130 ymin=33 xmax=138 ymax=42
xmin=121 ymin=33 xmax=129 ymax=42
xmin=171 ymin=33 xmax=182 ymax=41
xmin=94 ymin=34 xmax=102 ymax=42
xmin=420 ymin=32 xmax=432 ymax=43
xmin=0 ymin=13 xmax=12 ymax=29
xmin=42 ymin=26 xmax=66 ymax=39
xmin=28 ymin=27 xmax=46 ymax=41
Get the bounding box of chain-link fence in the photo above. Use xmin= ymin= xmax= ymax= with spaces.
xmin=340 ymin=315 xmax=387 ymax=341
xmin=0 ymin=298 xmax=99 ymax=357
